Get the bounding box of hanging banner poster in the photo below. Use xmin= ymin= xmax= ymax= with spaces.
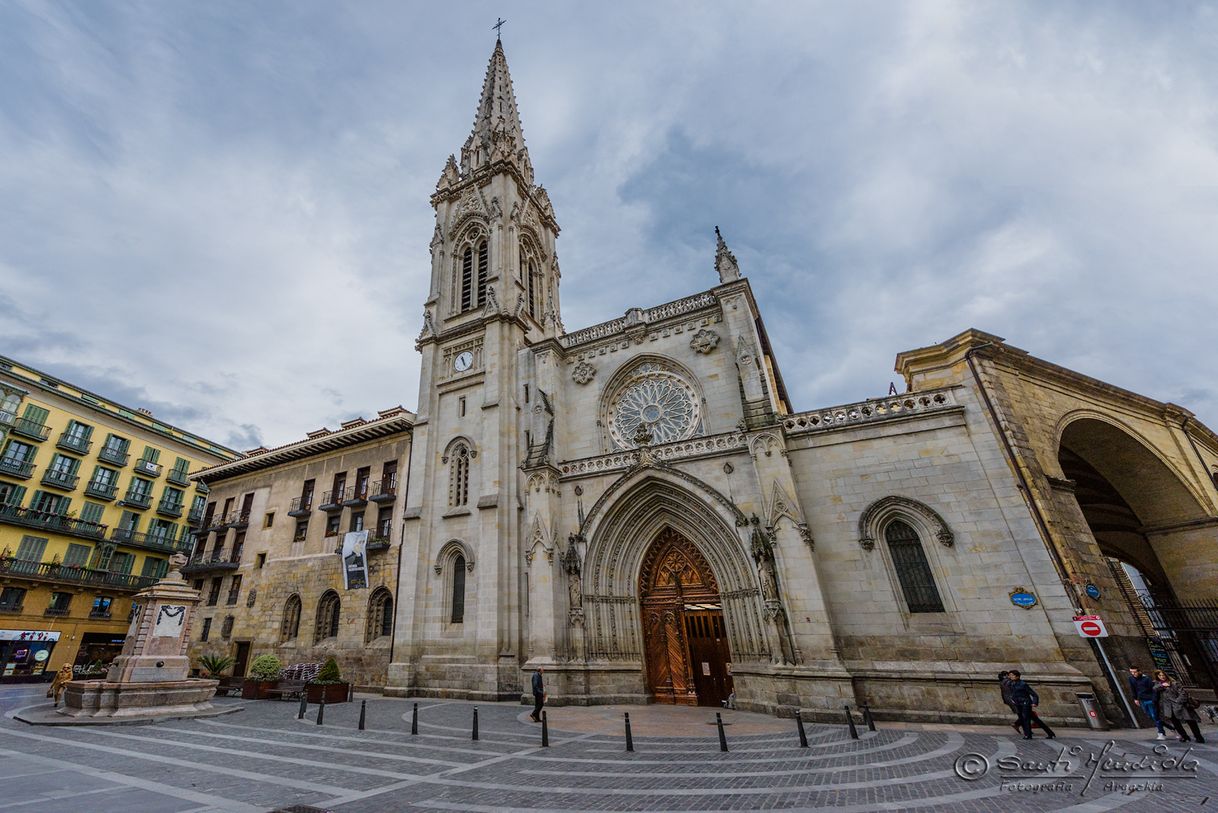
xmin=341 ymin=530 xmax=370 ymax=590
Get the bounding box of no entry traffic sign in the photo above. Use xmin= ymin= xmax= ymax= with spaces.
xmin=1073 ymin=615 xmax=1109 ymax=638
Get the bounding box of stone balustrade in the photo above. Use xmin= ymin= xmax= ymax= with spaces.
xmin=782 ymin=388 xmax=959 ymax=434
xmin=559 ymin=291 xmax=718 ymax=348
xmin=559 ymin=431 xmax=746 ymax=477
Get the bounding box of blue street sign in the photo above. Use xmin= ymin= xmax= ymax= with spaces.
xmin=1010 ymin=590 xmax=1037 ymax=609
xmin=1085 ymin=583 xmax=1101 ymax=600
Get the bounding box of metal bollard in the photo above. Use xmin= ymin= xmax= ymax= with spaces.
xmin=844 ymin=704 xmax=858 ymax=739
xmin=862 ymin=703 xmax=876 ymax=732
xmin=472 ymin=706 xmax=479 ymax=741
xmin=795 ymin=709 xmax=808 ymax=748
xmin=411 ymin=701 xmax=418 ymax=735
xmin=316 ymin=696 xmax=326 ymax=725
xmin=541 ymin=710 xmax=549 ymax=747
xmin=716 ymin=712 xmax=729 ymax=752
xmin=624 ymin=712 xmax=634 ymax=752
xmin=297 ymin=694 xmax=307 ymax=720
xmin=358 ymin=699 xmax=366 ymax=731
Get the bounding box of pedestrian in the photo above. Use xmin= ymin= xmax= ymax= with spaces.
xmin=1007 ymin=669 xmax=1055 ymax=740
xmin=529 ymin=665 xmax=545 ymax=723
xmin=1001 ymin=670 xmax=1049 ymax=735
xmin=46 ymin=663 xmax=74 ymax=707
xmin=1127 ymin=666 xmax=1167 ymax=740
xmin=1153 ymin=670 xmax=1206 ymax=743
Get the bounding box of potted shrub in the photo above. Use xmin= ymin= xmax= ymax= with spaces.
xmin=197 ymin=653 xmax=235 ymax=679
xmin=306 ymin=656 xmax=350 ymax=703
xmin=242 ymin=654 xmax=282 ymax=699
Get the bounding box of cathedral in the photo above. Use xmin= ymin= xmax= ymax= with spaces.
xmin=192 ymin=40 xmax=1218 ymax=727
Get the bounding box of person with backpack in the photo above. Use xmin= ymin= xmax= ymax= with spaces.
xmin=1007 ymin=669 xmax=1056 ymax=740
xmin=1154 ymin=670 xmax=1206 ymax=743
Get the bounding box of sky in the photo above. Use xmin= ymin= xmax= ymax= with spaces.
xmin=2 ymin=1 xmax=1216 ymax=450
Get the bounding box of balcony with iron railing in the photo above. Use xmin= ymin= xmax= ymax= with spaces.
xmin=156 ymin=498 xmax=184 ymax=518
xmin=56 ymin=431 xmax=93 ymax=455
xmin=133 ymin=459 xmax=162 ymax=478
xmin=44 ymin=606 xmax=71 ymax=617
xmin=110 ymin=527 xmax=190 ymax=554
xmin=40 ymin=468 xmax=79 ymax=491
xmin=120 ymin=489 xmax=152 ymax=510
xmin=89 ymin=609 xmax=112 ymax=619
xmin=333 ymin=535 xmax=392 ymax=554
xmin=187 ymin=506 xmax=206 ymax=526
xmin=97 ymin=446 xmax=130 ymax=467
xmin=0 ymin=409 xmax=14 ymax=427
xmin=287 ymin=495 xmax=314 ymax=517
xmin=319 ymin=489 xmax=346 ymax=512
xmin=343 ymin=483 xmax=369 ymax=508
xmin=9 ymin=417 xmax=49 ymax=442
xmin=0 ymin=557 xmax=155 ymax=591
xmin=84 ymin=478 xmax=118 ymax=501
xmin=0 ymin=457 xmax=34 ymax=480
xmin=370 ymin=476 xmax=397 ymax=503
xmin=0 ymin=503 xmax=106 ymax=540
xmin=181 ymin=552 xmax=241 ymax=575
xmin=166 ymin=468 xmax=191 ymax=487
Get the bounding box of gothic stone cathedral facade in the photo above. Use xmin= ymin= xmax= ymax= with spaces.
xmin=364 ymin=42 xmax=1218 ymax=725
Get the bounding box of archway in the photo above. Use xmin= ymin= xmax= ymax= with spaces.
xmin=638 ymin=527 xmax=734 ymax=707
xmin=1058 ymin=418 xmax=1218 ymax=692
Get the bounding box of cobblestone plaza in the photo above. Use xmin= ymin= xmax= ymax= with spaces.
xmin=3 ymin=687 xmax=1216 ymax=812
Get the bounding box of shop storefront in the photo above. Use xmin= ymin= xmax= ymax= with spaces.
xmin=0 ymin=630 xmax=60 ymax=683
xmin=73 ymin=631 xmax=127 ymax=678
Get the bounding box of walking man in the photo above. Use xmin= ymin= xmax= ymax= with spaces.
xmin=1008 ymin=669 xmax=1056 ymax=740
xmin=1128 ymin=666 xmax=1167 ymax=740
xmin=530 ymin=665 xmax=545 ymax=723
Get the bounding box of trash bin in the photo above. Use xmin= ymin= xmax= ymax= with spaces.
xmin=1076 ymin=693 xmax=1109 ymax=730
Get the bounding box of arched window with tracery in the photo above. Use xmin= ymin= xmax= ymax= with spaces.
xmin=884 ymin=519 xmax=944 ymax=613
xmin=458 ymin=233 xmax=489 ymax=313
xmin=519 ymin=238 xmax=541 ymax=320
xmin=315 ymin=590 xmax=341 ymax=642
xmin=448 ymin=443 xmax=470 ymax=507
xmin=451 ymin=554 xmax=466 ymax=623
xmin=281 ymin=594 xmax=301 ymax=642
xmin=366 ymin=587 xmax=393 ymax=642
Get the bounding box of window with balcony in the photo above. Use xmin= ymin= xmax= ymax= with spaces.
xmin=63 ymin=543 xmax=90 ymax=567
xmin=226 ymin=574 xmax=242 ymax=606
xmin=140 ymin=556 xmax=167 ymax=579
xmin=135 ymin=446 xmax=161 ymax=477
xmin=0 ymin=482 xmax=25 ymax=507
xmin=147 ymin=518 xmax=175 ymax=546
xmin=30 ymin=490 xmax=68 ymax=516
xmin=58 ymin=420 xmax=93 ymax=455
xmin=124 ymin=477 xmax=153 ymax=507
xmin=188 ymin=495 xmax=207 ymax=524
xmin=99 ymin=434 xmax=130 ymax=466
xmin=0 ymin=392 xmax=18 ymax=426
xmin=293 ymin=518 xmax=308 ymax=542
xmin=43 ymin=453 xmax=80 ymax=490
xmin=297 ymin=479 xmax=315 ymax=512
xmin=350 ymin=511 xmax=365 ymax=533
xmin=168 ymin=457 xmax=190 ymax=486
xmin=12 ymin=404 xmax=49 ymax=441
xmin=110 ymin=552 xmax=134 ymax=575
xmin=90 ymin=595 xmax=113 ymax=619
xmin=0 ymin=587 xmax=26 ymax=612
xmin=231 ymin=531 xmax=245 ymax=563
xmin=324 ymin=515 xmax=340 ymax=537
xmin=80 ymin=502 xmax=105 ymax=526
xmin=86 ymin=465 xmax=119 ymax=500
xmin=207 ymin=578 xmax=222 ymax=606
xmin=354 ymin=467 xmax=370 ymax=501
xmin=200 ymin=617 xmax=212 ymax=642
xmin=333 ymin=472 xmax=347 ymax=498
xmin=373 ymin=461 xmax=398 ymax=501
xmin=46 ymin=591 xmax=72 ymax=616
xmin=0 ymin=439 xmax=36 ymax=478
xmin=158 ymin=486 xmax=184 ymax=517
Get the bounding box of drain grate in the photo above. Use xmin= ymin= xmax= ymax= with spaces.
xmin=270 ymin=807 xmax=333 ymax=813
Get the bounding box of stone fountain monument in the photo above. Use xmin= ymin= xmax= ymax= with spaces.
xmin=50 ymin=552 xmax=232 ymax=722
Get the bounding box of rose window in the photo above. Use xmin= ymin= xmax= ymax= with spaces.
xmin=608 ymin=367 xmax=701 ymax=449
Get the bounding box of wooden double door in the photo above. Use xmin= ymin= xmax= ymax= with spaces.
xmin=639 ymin=529 xmax=734 ymax=708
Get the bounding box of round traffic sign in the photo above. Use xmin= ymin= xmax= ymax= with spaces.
xmin=1080 ymin=621 xmax=1102 ymax=636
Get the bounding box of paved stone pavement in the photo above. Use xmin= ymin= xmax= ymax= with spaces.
xmin=2 ymin=685 xmax=1216 ymax=812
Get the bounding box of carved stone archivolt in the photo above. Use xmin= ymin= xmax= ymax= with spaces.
xmin=434 ymin=539 xmax=475 ymax=575
xmin=857 ymin=495 xmax=956 ymax=551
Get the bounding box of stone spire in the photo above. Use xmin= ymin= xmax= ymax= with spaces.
xmin=715 ymin=226 xmax=742 ymax=283
xmin=459 ymin=39 xmax=534 ymax=183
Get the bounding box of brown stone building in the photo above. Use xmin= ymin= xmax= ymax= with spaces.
xmin=185 ymin=408 xmax=412 ymax=687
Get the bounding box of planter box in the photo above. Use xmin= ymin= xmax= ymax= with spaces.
xmin=242 ymin=679 xmax=277 ymax=700
xmin=306 ymin=683 xmax=350 ymax=704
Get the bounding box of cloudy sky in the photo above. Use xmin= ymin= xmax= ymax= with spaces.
xmin=2 ymin=1 xmax=1216 ymax=450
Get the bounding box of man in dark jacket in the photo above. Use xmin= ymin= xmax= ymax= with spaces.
xmin=530 ymin=666 xmax=545 ymax=722
xmin=1008 ymin=669 xmax=1055 ymax=740
xmin=1128 ymin=667 xmax=1166 ymax=739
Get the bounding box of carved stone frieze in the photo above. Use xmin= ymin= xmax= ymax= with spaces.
xmin=689 ymin=328 xmax=720 ymax=354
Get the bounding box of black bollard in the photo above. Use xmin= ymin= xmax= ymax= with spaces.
xmin=716 ymin=712 xmax=729 ymax=752
xmin=472 ymin=706 xmax=479 ymax=741
xmin=795 ymin=709 xmax=808 ymax=748
xmin=316 ymin=696 xmax=326 ymax=726
xmin=844 ymin=704 xmax=858 ymax=739
xmin=624 ymin=712 xmax=634 ymax=752
xmin=541 ymin=710 xmax=549 ymax=747
xmin=862 ymin=703 xmax=876 ymax=732
xmin=411 ymin=701 xmax=418 ymax=735
xmin=297 ymin=694 xmax=307 ymax=720
xmin=358 ymin=699 xmax=366 ymax=731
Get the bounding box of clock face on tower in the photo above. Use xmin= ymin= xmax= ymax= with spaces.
xmin=453 ymin=351 xmax=474 ymax=372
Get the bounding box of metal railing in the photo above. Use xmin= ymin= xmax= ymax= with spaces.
xmin=56 ymin=432 xmax=92 ymax=455
xmin=10 ymin=417 xmax=49 ymax=441
xmin=40 ymin=468 xmax=79 ymax=490
xmin=166 ymin=468 xmax=190 ymax=486
xmin=0 ymin=557 xmax=155 ymax=591
xmin=121 ymin=490 xmax=152 ymax=509
xmin=0 ymin=503 xmax=107 ymax=540
xmin=133 ymin=459 xmax=162 ymax=477
xmin=156 ymin=499 xmax=184 ymax=518
xmin=370 ymin=476 xmax=397 ymax=501
xmin=98 ymin=446 xmax=130 ymax=466
xmin=289 ymin=495 xmax=313 ymax=514
xmin=110 ymin=527 xmax=190 ymax=553
xmin=84 ymin=479 xmax=118 ymax=500
xmin=0 ymin=457 xmax=34 ymax=479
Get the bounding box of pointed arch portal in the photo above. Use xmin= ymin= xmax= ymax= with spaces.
xmin=638 ymin=527 xmax=734 ymax=706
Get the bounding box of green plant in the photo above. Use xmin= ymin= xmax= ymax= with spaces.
xmin=310 ymin=656 xmax=344 ymax=685
xmin=198 ymin=653 xmax=235 ymax=677
xmin=247 ymin=654 xmax=283 ymax=681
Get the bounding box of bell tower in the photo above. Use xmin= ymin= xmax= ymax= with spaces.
xmin=389 ymin=38 xmax=562 ymax=699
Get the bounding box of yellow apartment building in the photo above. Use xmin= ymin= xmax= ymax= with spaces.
xmin=0 ymin=355 xmax=237 ymax=682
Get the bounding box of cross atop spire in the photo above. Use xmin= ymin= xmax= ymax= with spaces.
xmin=458 ymin=38 xmax=533 ymax=182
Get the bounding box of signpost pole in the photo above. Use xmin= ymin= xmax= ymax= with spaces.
xmin=1094 ymin=637 xmax=1138 ymax=728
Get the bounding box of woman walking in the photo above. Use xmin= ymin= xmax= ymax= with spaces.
xmin=1153 ymin=670 xmax=1206 ymax=743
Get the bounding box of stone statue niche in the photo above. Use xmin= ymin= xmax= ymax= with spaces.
xmin=54 ymin=553 xmax=231 ymax=721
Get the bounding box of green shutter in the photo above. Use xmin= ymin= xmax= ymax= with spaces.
xmin=63 ymin=543 xmax=90 ymax=567
xmin=80 ymin=502 xmax=105 ymax=525
xmin=119 ymin=510 xmax=139 ymax=532
xmin=0 ymin=484 xmax=26 ymax=506
xmin=21 ymin=404 xmax=49 ymax=425
xmin=141 ymin=446 xmax=160 ymax=464
xmin=140 ymin=556 xmax=164 ymax=578
xmin=15 ymin=535 xmax=48 ymax=561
